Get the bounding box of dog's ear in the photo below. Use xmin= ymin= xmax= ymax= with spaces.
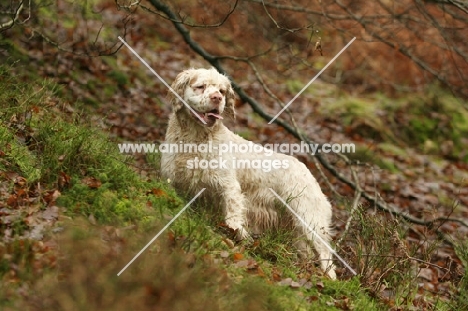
xmin=224 ymin=83 xmax=236 ymax=120
xmin=169 ymin=69 xmax=193 ymax=112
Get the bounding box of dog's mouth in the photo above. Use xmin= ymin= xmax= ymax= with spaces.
xmin=191 ymin=108 xmax=223 ymax=126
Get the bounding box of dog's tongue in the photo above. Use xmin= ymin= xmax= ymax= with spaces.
xmin=206 ymin=112 xmax=223 ymax=120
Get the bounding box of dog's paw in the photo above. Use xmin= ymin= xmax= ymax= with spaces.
xmin=219 ymin=222 xmax=252 ymax=242
xmin=235 ymin=227 xmax=253 ymax=243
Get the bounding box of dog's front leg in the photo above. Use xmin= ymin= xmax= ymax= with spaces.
xmin=220 ymin=180 xmax=252 ymax=242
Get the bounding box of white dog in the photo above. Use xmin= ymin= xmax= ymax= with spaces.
xmin=160 ymin=68 xmax=336 ymax=279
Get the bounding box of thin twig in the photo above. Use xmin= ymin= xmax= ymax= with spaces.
xmin=0 ymin=1 xmax=24 ymax=31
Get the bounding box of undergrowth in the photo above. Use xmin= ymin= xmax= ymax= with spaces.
xmin=1 ymin=62 xmax=467 ymax=310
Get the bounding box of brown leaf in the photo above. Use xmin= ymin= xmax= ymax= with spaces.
xmin=245 ymin=259 xmax=259 ymax=271
xmin=307 ymin=296 xmax=319 ymax=302
xmin=43 ymin=190 xmax=61 ymax=205
xmin=417 ymin=267 xmax=436 ymax=283
xmin=14 ymin=176 xmax=27 ymax=187
xmin=58 ymin=171 xmax=71 ymax=189
xmin=18 ymin=186 xmax=29 ymax=195
xmin=42 ymin=206 xmax=59 ymax=221
xmin=0 ymin=208 xmax=11 ymax=216
xmin=82 ymin=177 xmax=102 ymax=189
xmin=271 ymin=269 xmax=282 ymax=282
xmin=7 ymin=194 xmax=18 ymax=207
xmin=316 ymin=281 xmax=325 ymax=290
xmin=254 ymin=266 xmax=265 ymax=277
xmin=235 ymin=260 xmax=249 ymax=268
xmin=335 ymin=297 xmax=353 ymax=310
xmin=232 ymin=253 xmax=244 ymax=261
xmin=147 ymin=188 xmax=167 ymax=197
xmin=5 ymin=171 xmax=19 ymax=181
xmin=303 ymin=281 xmax=312 ymax=290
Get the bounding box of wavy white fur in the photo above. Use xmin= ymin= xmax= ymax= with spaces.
xmin=160 ymin=68 xmax=336 ymax=279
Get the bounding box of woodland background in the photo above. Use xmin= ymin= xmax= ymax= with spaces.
xmin=0 ymin=0 xmax=468 ymax=310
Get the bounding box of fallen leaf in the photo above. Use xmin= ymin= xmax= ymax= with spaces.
xmin=29 ymin=223 xmax=44 ymax=240
xmin=316 ymin=281 xmax=325 ymax=290
xmin=7 ymin=194 xmax=18 ymax=207
xmin=222 ymin=238 xmax=234 ymax=248
xmin=307 ymin=296 xmax=319 ymax=302
xmin=147 ymin=188 xmax=167 ymax=197
xmin=232 ymin=253 xmax=244 ymax=261
xmin=254 ymin=266 xmax=265 ymax=277
xmin=0 ymin=208 xmax=11 ymax=216
xmin=279 ymin=278 xmax=292 ymax=286
xmin=58 ymin=171 xmax=71 ymax=189
xmin=82 ymin=177 xmax=102 ymax=189
xmin=42 ymin=206 xmax=59 ymax=221
xmin=303 ymin=282 xmax=312 ymax=290
xmin=235 ymin=260 xmax=249 ymax=268
xmin=14 ymin=176 xmax=27 ymax=187
xmin=245 ymin=259 xmax=259 ymax=271
xmin=15 ymin=188 xmax=27 ymax=198
xmin=335 ymin=297 xmax=353 ymax=310
xmin=271 ymin=269 xmax=282 ymax=282
xmin=417 ymin=267 xmax=435 ymax=282
xmin=43 ymin=190 xmax=61 ymax=205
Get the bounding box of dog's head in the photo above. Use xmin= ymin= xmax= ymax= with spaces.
xmin=169 ymin=67 xmax=236 ymax=127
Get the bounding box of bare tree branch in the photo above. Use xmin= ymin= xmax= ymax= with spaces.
xmin=0 ymin=0 xmax=26 ymax=32
xmin=31 ymin=13 xmax=133 ymax=57
xmin=426 ymin=0 xmax=468 ymax=14
xmin=331 ymin=0 xmax=467 ymax=98
xmin=130 ymin=0 xmax=239 ymax=28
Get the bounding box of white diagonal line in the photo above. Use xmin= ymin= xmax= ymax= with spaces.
xmin=117 ymin=188 xmax=206 ymax=276
xmin=117 ymin=36 xmax=207 ymax=125
xmin=268 ymin=188 xmax=357 ymax=275
xmin=269 ymin=37 xmax=356 ymax=124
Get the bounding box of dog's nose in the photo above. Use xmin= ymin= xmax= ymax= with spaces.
xmin=210 ymin=92 xmax=222 ymax=104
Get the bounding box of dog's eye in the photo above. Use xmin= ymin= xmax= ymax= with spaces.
xmin=219 ymin=89 xmax=226 ymax=95
xmin=194 ymin=85 xmax=205 ymax=90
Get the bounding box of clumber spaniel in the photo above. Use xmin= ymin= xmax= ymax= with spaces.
xmin=160 ymin=68 xmax=336 ymax=279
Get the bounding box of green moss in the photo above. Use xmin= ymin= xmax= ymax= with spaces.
xmin=320 ymin=89 xmax=468 ymax=161
xmin=107 ymin=70 xmax=129 ymax=86
xmin=344 ymin=145 xmax=376 ymax=163
xmin=286 ymin=79 xmax=305 ymax=95
xmin=322 ymin=97 xmax=376 ymax=124
xmin=0 ymin=125 xmax=41 ymax=182
xmin=374 ymin=158 xmax=399 ymax=173
xmin=378 ymin=142 xmax=408 ymax=157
